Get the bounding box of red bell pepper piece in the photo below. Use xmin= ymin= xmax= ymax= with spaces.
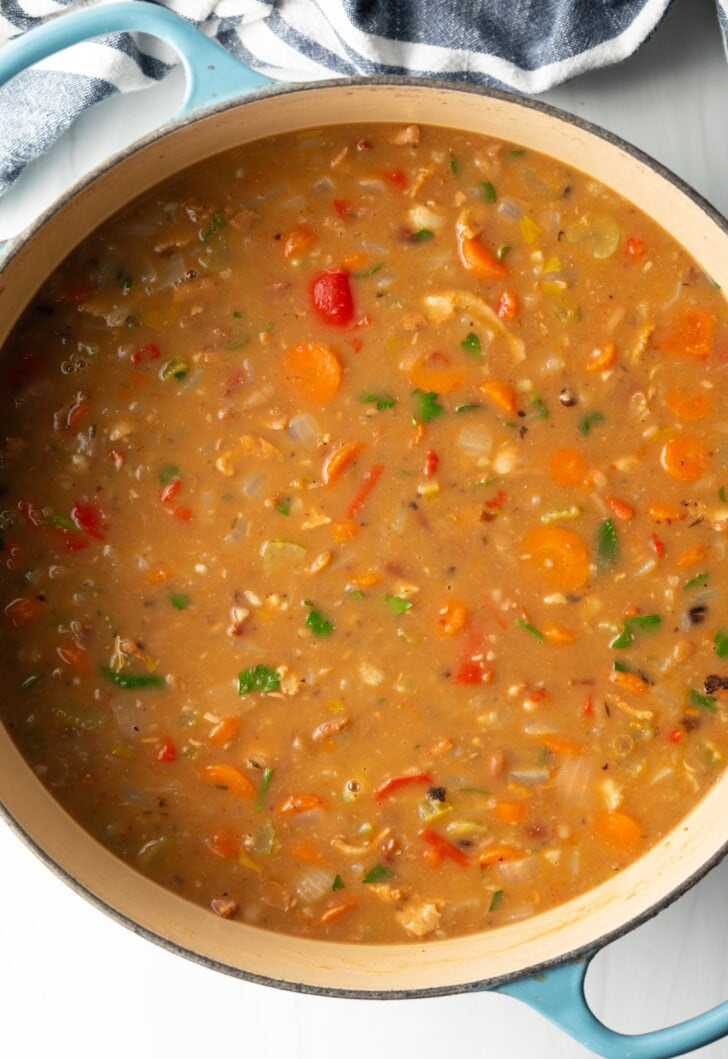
xmin=71 ymin=499 xmax=106 ymax=540
xmin=418 ymin=827 xmax=469 ymax=866
xmin=374 ymin=772 xmax=432 ymax=802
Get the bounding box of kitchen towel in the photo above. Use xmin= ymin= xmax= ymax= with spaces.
xmin=0 ymin=0 xmax=726 ymax=198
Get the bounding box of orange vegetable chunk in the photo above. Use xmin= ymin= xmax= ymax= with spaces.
xmin=522 ymin=525 xmax=591 ymax=591
xmin=458 ymin=234 xmax=507 ymax=279
xmin=201 ymin=764 xmax=256 ymax=800
xmin=282 ymin=341 xmax=342 ymax=404
xmin=660 ymin=435 xmax=710 ymax=481
xmin=661 ymin=309 xmax=715 ymax=360
xmin=595 ymin=810 xmax=643 ymax=852
xmin=549 ymin=446 xmax=588 ymax=487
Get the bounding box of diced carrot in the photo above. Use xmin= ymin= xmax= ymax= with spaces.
xmin=375 ymin=772 xmax=432 ymax=801
xmin=290 ymin=841 xmax=324 ymax=864
xmin=497 ymin=289 xmax=519 ymax=319
xmin=342 ymin=250 xmax=367 ymax=271
xmin=207 ymin=716 xmax=242 ymax=746
xmin=409 ymin=360 xmax=465 ymax=394
xmin=675 ymin=544 xmax=708 ymax=568
xmin=66 ymin=398 xmax=88 ymax=431
xmin=539 ymin=733 xmax=585 ymax=756
xmin=283 ymin=225 xmax=317 ymax=259
xmin=148 ymin=565 xmax=174 ymax=584
xmin=331 ymin=520 xmax=361 ymax=542
xmin=660 ymin=435 xmax=710 ymax=482
xmin=522 ymin=525 xmax=590 ymax=591
xmin=424 ymin=449 xmax=439 ymax=478
xmin=423 ymin=847 xmax=443 ymax=867
xmin=647 ymin=501 xmax=685 ymax=524
xmin=664 ymin=387 xmax=712 ymax=421
xmin=541 ymin=623 xmax=577 ymax=645
xmin=57 ymin=642 xmax=90 ymax=676
xmin=586 ymin=341 xmax=617 ymax=372
xmin=548 ymin=446 xmax=587 ymax=487
xmin=382 ymin=168 xmax=408 ymax=190
xmin=609 ymin=669 xmax=650 ymax=697
xmin=4 ymin=597 xmax=42 ymax=627
xmin=322 ymin=441 xmax=365 ymax=486
xmin=205 ymin=831 xmax=240 ymax=859
xmin=320 ymin=901 xmax=357 ymax=925
xmin=346 ymin=462 xmax=385 ymax=520
xmin=282 ymin=341 xmax=343 ymax=404
xmin=605 ymin=496 xmax=635 ymax=521
xmin=625 ymin=237 xmax=646 ymax=260
xmin=666 ymin=727 xmax=684 ymax=744
xmin=435 ymin=600 xmax=468 ymax=636
xmin=201 ymin=764 xmax=256 ymax=800
xmin=276 ymin=793 xmax=327 ymax=815
xmin=480 ymin=378 xmax=518 ymax=415
xmin=494 ymin=800 xmax=526 ymax=825
xmin=418 ymin=827 xmax=469 ymax=866
xmin=349 ymin=570 xmax=381 ymax=587
xmin=156 ymin=737 xmax=177 ymax=763
xmin=478 ymin=844 xmax=526 ymax=867
xmin=458 ymin=234 xmax=507 ymax=279
xmin=661 ymin=309 xmax=715 ymax=360
xmin=595 ymin=810 xmax=643 ymax=852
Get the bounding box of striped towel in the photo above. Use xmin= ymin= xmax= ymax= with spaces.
xmin=0 ymin=0 xmax=726 ymax=198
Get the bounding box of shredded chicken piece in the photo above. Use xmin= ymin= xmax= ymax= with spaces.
xmin=395 ymin=898 xmax=442 ymax=937
xmin=312 ymin=717 xmax=350 ymax=742
xmin=211 ymin=897 xmax=238 ymax=919
xmin=422 ymin=289 xmax=525 ymax=362
xmin=389 ymin=124 xmax=420 ymax=145
xmin=605 ymin=692 xmax=654 ymax=721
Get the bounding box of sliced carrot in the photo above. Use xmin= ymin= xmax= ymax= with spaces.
xmin=586 ymin=341 xmax=617 ymax=372
xmin=320 ymin=901 xmax=357 ymax=925
xmin=435 ymin=600 xmax=469 ymax=636
xmin=207 ymin=716 xmax=242 ymax=746
xmin=541 ymin=623 xmax=577 ymax=645
xmin=497 ymin=289 xmax=519 ymax=319
xmin=205 ymin=831 xmax=240 ymax=859
xmin=675 ymin=544 xmax=708 ymax=568
xmin=66 ymin=398 xmax=89 ymax=431
xmin=480 ymin=378 xmax=518 ymax=415
xmin=625 ymin=237 xmax=646 ymax=260
xmin=408 ymin=360 xmax=465 ymax=394
xmin=282 ymin=341 xmax=342 ymax=404
xmin=418 ymin=827 xmax=469 ymax=866
xmin=522 ymin=525 xmax=590 ymax=591
xmin=349 ymin=570 xmax=381 ymax=587
xmin=494 ymin=800 xmax=526 ymax=825
xmin=290 ymin=841 xmax=324 ymax=864
xmin=322 ymin=441 xmax=365 ymax=486
xmin=661 ymin=309 xmax=715 ymax=360
xmin=57 ymin=642 xmax=90 ymax=676
xmin=458 ymin=234 xmax=507 ymax=279
xmin=201 ymin=764 xmax=256 ymax=800
xmin=548 ymin=446 xmax=587 ymax=487
xmin=539 ymin=733 xmax=585 ymax=756
xmin=346 ymin=462 xmax=385 ymax=520
xmin=605 ymin=496 xmax=635 ymax=521
xmin=283 ymin=225 xmax=317 ymax=259
xmin=276 ymin=793 xmax=327 ymax=815
xmin=664 ymin=387 xmax=712 ymax=421
xmin=660 ymin=434 xmax=710 ymax=482
xmin=647 ymin=501 xmax=685 ymax=524
xmin=342 ymin=250 xmax=367 ymax=270
xmin=5 ymin=597 xmax=42 ymax=627
xmin=609 ymin=669 xmax=650 ymax=697
xmin=478 ymin=844 xmax=526 ymax=867
xmin=331 ymin=520 xmax=360 ymax=542
xmin=595 ymin=810 xmax=643 ymax=852
xmin=147 ymin=564 xmax=174 ymax=584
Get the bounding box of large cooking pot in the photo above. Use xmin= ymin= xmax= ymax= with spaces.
xmin=1 ymin=6 xmax=728 ymax=1056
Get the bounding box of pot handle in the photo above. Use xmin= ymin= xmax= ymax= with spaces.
xmin=494 ymin=955 xmax=728 ymax=1057
xmin=0 ymin=0 xmax=273 ymax=116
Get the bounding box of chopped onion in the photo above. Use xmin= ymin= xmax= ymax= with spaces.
xmin=497 ymin=198 xmax=523 ymax=221
xmin=155 ymin=253 xmax=187 ymax=290
xmin=552 ymin=756 xmax=598 ymax=806
xmin=496 ymin=854 xmax=538 ymax=884
xmin=457 ymin=424 xmax=493 ymax=460
xmin=241 ymin=475 xmax=263 ymax=498
xmin=295 ymin=867 xmax=334 ymax=903
xmin=286 ymin=412 xmax=319 ymax=446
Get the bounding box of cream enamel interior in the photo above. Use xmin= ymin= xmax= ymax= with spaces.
xmin=1 ymin=81 xmax=728 ymax=994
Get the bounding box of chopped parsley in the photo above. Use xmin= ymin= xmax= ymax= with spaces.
xmin=597 ymin=518 xmax=620 ymax=569
xmin=353 ymin=262 xmax=385 ymax=278
xmin=168 ymin=592 xmax=190 ymax=611
xmin=450 ymin=157 xmax=460 ymax=174
xmin=511 ymin=148 xmax=526 ymax=156
xmin=480 ymin=180 xmax=497 ymax=203
xmin=413 ymin=389 xmax=445 ymax=424
xmin=690 ymin=689 xmax=717 ymax=712
xmin=515 ymin=617 xmax=544 ymax=642
xmin=158 ymin=463 xmax=180 ymax=484
xmin=720 ymin=486 xmax=727 ymax=503
xmin=160 ymin=358 xmax=189 ymax=381
xmin=360 ymin=392 xmax=395 ymax=410
xmin=577 ymin=410 xmax=604 ymax=436
xmin=610 ymin=613 xmax=662 ymax=649
xmin=348 ymin=588 xmax=366 ymax=600
xmin=256 ymin=767 xmax=274 ymax=811
xmin=413 ymin=228 xmax=435 ymax=242
xmin=456 ymin=403 xmax=482 ymax=414
xmin=489 ymin=889 xmax=505 ymax=912
xmin=529 ymin=394 xmax=549 ymax=419
xmin=332 ymin=874 xmax=345 ymax=891
xmin=714 ymin=629 xmax=728 ymax=659
xmin=460 ymin=332 xmax=482 ymax=358
xmin=303 ymin=600 xmax=335 ymax=637
xmin=683 ymin=572 xmax=708 ymax=591
xmin=40 ymin=507 xmax=78 ymax=531
xmin=101 ymin=666 xmax=166 ymax=689
xmin=201 ymin=208 xmax=225 ymax=241
xmin=497 ymin=244 xmax=510 ymax=261
xmin=238 ymin=665 xmax=280 ymax=695
xmin=275 ymin=498 xmax=291 ymax=516
xmin=383 ymin=594 xmax=412 ymax=615
xmin=363 ymin=864 xmax=394 ymax=884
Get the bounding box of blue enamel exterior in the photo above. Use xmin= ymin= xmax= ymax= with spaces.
xmin=0 ymin=4 xmax=727 ymax=1055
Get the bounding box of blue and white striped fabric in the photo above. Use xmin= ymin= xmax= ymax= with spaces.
xmin=0 ymin=0 xmax=727 ymax=198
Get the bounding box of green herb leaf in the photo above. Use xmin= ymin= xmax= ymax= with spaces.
xmin=238 ymin=665 xmax=280 ymax=695
xmin=353 ymin=262 xmax=385 ymax=279
xmin=510 ymin=148 xmax=526 ymax=156
xmin=450 ymin=157 xmax=459 ymax=174
xmin=719 ymin=486 xmax=727 ymax=503
xmin=489 ymin=889 xmax=505 ymax=912
xmin=332 ymin=874 xmax=345 ymax=891
xmin=383 ymin=594 xmax=412 ymax=615
xmin=121 ymin=275 xmax=133 ymax=292
xmin=348 ymin=589 xmax=366 ymax=600
xmin=683 ymin=572 xmax=708 ymax=591
xmin=275 ymin=498 xmax=291 ymax=516
xmin=101 ymin=666 xmax=166 ymax=689
xmin=360 ymin=392 xmax=395 ymax=410
xmin=20 ymin=674 xmax=41 ymax=691
xmin=158 ymin=464 xmax=180 ymax=484
xmin=714 ymin=629 xmax=728 ymax=659
xmin=169 ymin=592 xmax=190 ymax=611
xmin=610 ymin=613 xmax=662 ymax=649
xmin=497 ymin=244 xmax=511 ymax=261
xmin=613 ymin=660 xmax=631 ymax=673
xmin=690 ymin=689 xmax=717 ymax=712
xmin=363 ymin=864 xmax=394 ymax=884
xmin=480 ymin=181 xmax=497 ymax=203
xmin=529 ymin=394 xmax=549 ymax=419
xmin=515 ymin=617 xmax=544 ymax=642
xmin=40 ymin=507 xmax=78 ymax=532
xmin=597 ymin=519 xmax=620 ymax=568
xmin=201 ymin=208 xmax=225 ymax=241
xmin=460 ymin=332 xmax=482 ymax=358
xmin=413 ymin=389 xmax=445 ymax=423
xmin=303 ymin=600 xmax=335 ymax=637
xmin=256 ymin=766 xmax=274 ymax=811
xmin=455 ymin=403 xmax=482 ymax=414
xmin=160 ymin=357 xmax=189 ymax=381
xmin=413 ymin=228 xmax=435 ymax=242
xmin=578 ymin=411 xmax=604 ymax=436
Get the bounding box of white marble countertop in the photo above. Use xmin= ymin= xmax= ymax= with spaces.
xmin=2 ymin=1 xmax=728 ymax=1056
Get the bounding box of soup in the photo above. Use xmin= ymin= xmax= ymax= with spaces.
xmin=1 ymin=123 xmax=727 ymax=942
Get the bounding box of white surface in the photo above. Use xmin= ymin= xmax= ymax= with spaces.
xmin=2 ymin=1 xmax=728 ymax=1056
